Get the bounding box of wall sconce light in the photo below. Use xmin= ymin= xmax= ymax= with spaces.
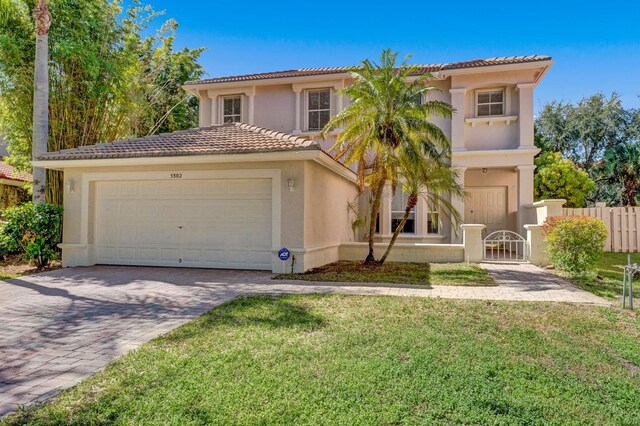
xmin=65 ymin=180 xmax=75 ymax=193
xmin=287 ymin=177 xmax=296 ymax=192
xmin=482 ymin=168 xmax=488 ymax=174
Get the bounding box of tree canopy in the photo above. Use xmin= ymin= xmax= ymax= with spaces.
xmin=534 ymin=152 xmax=595 ymax=208
xmin=535 ymin=93 xmax=640 ymax=206
xmin=0 ymin=0 xmax=205 ymax=204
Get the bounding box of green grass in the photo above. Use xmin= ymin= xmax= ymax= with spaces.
xmin=5 ymin=295 xmax=639 ymax=425
xmin=557 ymin=252 xmax=640 ymax=301
xmin=273 ymin=261 xmax=495 ymax=286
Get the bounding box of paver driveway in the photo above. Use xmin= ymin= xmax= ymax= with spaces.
xmin=0 ymin=264 xmax=608 ymax=416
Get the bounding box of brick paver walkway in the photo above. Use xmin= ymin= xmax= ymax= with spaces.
xmin=0 ymin=264 xmax=608 ymax=416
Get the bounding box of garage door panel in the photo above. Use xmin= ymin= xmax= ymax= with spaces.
xmin=95 ymin=178 xmax=273 ymax=270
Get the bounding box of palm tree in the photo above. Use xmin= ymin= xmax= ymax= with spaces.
xmin=0 ymin=0 xmax=50 ymax=203
xmin=322 ymin=49 xmax=454 ymax=264
xmin=31 ymin=0 xmax=51 ymax=203
xmin=603 ymin=141 xmax=640 ymax=206
xmin=379 ymin=156 xmax=463 ymax=264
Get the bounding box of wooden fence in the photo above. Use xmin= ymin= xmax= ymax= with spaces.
xmin=563 ymin=207 xmax=640 ymax=252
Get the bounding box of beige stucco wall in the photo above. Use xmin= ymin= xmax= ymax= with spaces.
xmin=464 ymin=168 xmax=518 ymax=232
xmin=298 ymin=160 xmax=359 ymax=270
xmin=339 ymin=242 xmax=464 ymax=263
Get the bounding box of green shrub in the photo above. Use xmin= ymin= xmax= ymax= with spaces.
xmin=0 ymin=202 xmax=63 ymax=267
xmin=542 ymin=216 xmax=607 ymax=274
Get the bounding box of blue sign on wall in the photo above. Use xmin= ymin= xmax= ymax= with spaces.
xmin=278 ymin=247 xmax=291 ymax=261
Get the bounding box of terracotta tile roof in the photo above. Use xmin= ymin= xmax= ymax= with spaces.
xmin=38 ymin=123 xmax=319 ymax=161
xmin=0 ymin=159 xmax=31 ymax=182
xmin=185 ymin=55 xmax=551 ymax=86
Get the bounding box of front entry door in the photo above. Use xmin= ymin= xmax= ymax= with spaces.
xmin=465 ymin=187 xmax=508 ymax=235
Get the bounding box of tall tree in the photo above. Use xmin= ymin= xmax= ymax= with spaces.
xmin=31 ymin=0 xmax=50 ymax=203
xmin=378 ymin=157 xmax=463 ymax=264
xmin=534 ymin=152 xmax=595 ymax=208
xmin=0 ymin=0 xmax=205 ymax=205
xmin=602 ymin=141 xmax=640 ymax=206
xmin=322 ymin=50 xmax=455 ymax=264
xmin=535 ymin=93 xmax=627 ymax=170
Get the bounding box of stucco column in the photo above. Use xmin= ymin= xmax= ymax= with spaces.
xmin=532 ymin=199 xmax=567 ymax=225
xmin=517 ymin=83 xmax=535 ymax=149
xmin=462 ymin=224 xmax=485 ymax=263
xmin=524 ymin=224 xmax=548 ymax=266
xmin=293 ymin=88 xmax=302 ymax=134
xmin=247 ymin=93 xmax=255 ymax=124
xmin=198 ymin=90 xmax=211 ymax=127
xmin=209 ymin=94 xmax=218 ymax=126
xmin=449 ymin=87 xmax=467 ymax=152
xmin=450 ymin=166 xmax=466 ymax=243
xmin=516 ymin=164 xmax=536 ymax=234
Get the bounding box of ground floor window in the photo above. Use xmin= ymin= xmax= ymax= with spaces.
xmin=391 ymin=190 xmax=415 ymax=234
xmin=427 ymin=212 xmax=439 ymax=234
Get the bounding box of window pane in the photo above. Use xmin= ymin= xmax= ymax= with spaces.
xmin=392 ymin=217 xmax=415 ymax=234
xmin=477 ymin=104 xmax=491 ymax=116
xmin=224 ymin=99 xmax=233 ymax=115
xmin=308 ymin=111 xmax=319 ymax=130
xmin=309 ymin=92 xmax=319 ymax=110
xmin=477 ymin=93 xmax=491 ymax=104
xmin=412 ymin=93 xmax=422 ymax=105
xmin=427 ymin=213 xmax=439 ymax=234
xmin=490 ymin=91 xmax=503 ymax=103
xmin=319 ymin=110 xmax=330 ymax=128
xmin=232 ymin=98 xmax=241 ymax=114
xmin=490 ymin=104 xmax=504 ymax=115
xmin=319 ymin=90 xmax=330 ymax=109
xmin=391 ymin=190 xmax=404 ymax=211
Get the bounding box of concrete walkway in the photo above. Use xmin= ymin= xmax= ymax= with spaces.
xmin=0 ymin=264 xmax=608 ymax=416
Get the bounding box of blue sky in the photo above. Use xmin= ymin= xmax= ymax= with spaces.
xmin=148 ymin=0 xmax=640 ymax=113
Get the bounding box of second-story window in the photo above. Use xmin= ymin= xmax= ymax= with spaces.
xmin=223 ymin=96 xmax=242 ymax=123
xmin=307 ymin=89 xmax=331 ymax=131
xmin=476 ymin=89 xmax=504 ymax=117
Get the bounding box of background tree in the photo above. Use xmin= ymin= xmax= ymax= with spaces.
xmin=0 ymin=0 xmax=205 ymax=205
xmin=534 ymin=152 xmax=595 ymax=208
xmin=535 ymin=93 xmax=638 ymax=206
xmin=322 ymin=50 xmax=455 ymax=264
xmin=602 ymin=141 xmax=640 ymax=206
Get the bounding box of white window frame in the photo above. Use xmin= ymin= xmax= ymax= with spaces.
xmin=222 ymin=95 xmax=243 ymax=123
xmin=390 ymin=190 xmax=416 ymax=235
xmin=475 ymin=88 xmax=505 ymax=117
xmin=305 ymin=88 xmax=331 ymax=132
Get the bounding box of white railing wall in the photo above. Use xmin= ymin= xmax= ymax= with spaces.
xmin=563 ymin=207 xmax=640 ymax=253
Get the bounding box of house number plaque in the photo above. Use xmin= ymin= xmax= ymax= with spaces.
xmin=170 ymin=173 xmax=183 ymax=179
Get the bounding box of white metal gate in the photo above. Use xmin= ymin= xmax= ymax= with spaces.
xmin=483 ymin=230 xmax=527 ymax=261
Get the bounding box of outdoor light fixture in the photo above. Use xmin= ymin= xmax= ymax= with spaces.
xmin=65 ymin=180 xmax=75 ymax=192
xmin=287 ymin=177 xmax=296 ymax=192
xmin=482 ymin=168 xmax=488 ymax=173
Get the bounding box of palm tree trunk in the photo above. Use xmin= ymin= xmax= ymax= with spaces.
xmin=31 ymin=0 xmax=51 ymax=204
xmin=365 ymin=179 xmax=386 ymax=264
xmin=379 ymin=194 xmax=417 ymax=264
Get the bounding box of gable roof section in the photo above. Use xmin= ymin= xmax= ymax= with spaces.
xmin=37 ymin=123 xmax=320 ymax=161
xmin=0 ymin=159 xmax=31 ymax=182
xmin=185 ymin=55 xmax=552 ymax=86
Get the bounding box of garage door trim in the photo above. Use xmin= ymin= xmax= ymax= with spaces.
xmin=79 ymin=169 xmax=282 ymax=257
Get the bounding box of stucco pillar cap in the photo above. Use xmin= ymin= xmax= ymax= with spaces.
xmin=460 ymin=224 xmax=486 ymax=230
xmin=531 ymin=199 xmax=566 ymax=208
xmin=523 ymin=224 xmax=542 ymax=230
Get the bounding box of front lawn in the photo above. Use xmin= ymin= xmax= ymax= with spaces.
xmin=557 ymin=252 xmax=640 ymax=301
xmin=5 ymin=296 xmax=639 ymax=425
xmin=274 ymin=261 xmax=495 ymax=286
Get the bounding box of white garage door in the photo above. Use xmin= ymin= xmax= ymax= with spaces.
xmin=95 ymin=178 xmax=273 ymax=270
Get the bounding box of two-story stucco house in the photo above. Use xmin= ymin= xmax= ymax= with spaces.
xmin=34 ymin=55 xmax=553 ymax=272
